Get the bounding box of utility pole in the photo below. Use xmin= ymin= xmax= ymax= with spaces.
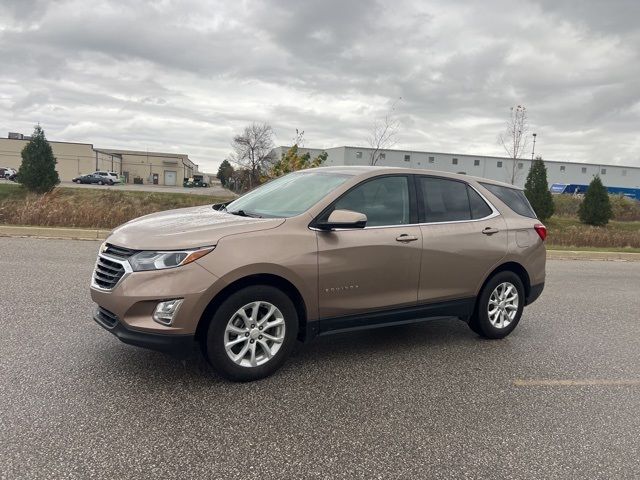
xmin=531 ymin=133 xmax=537 ymax=160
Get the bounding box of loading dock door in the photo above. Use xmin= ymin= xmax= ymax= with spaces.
xmin=164 ymin=171 xmax=177 ymax=186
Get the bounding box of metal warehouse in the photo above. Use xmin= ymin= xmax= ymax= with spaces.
xmin=0 ymin=133 xmax=198 ymax=186
xmin=271 ymin=146 xmax=640 ymax=190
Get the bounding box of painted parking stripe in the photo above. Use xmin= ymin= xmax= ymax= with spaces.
xmin=514 ymin=379 xmax=640 ymax=386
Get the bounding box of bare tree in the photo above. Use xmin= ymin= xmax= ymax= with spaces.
xmin=230 ymin=122 xmax=275 ymax=188
xmin=498 ymin=105 xmax=529 ymax=184
xmin=368 ymin=98 xmax=402 ymax=165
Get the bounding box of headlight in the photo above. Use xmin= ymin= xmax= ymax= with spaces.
xmin=129 ymin=246 xmax=215 ymax=271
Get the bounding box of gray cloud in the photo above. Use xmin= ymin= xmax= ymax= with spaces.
xmin=1 ymin=0 xmax=639 ymax=171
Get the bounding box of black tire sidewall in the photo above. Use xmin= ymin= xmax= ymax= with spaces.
xmin=206 ymin=285 xmax=298 ymax=382
xmin=473 ymin=271 xmax=525 ymax=339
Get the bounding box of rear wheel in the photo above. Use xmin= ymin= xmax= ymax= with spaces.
xmin=205 ymin=285 xmax=298 ymax=382
xmin=468 ymin=271 xmax=524 ymax=339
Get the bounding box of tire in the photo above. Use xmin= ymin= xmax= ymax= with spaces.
xmin=205 ymin=285 xmax=298 ymax=382
xmin=468 ymin=271 xmax=525 ymax=339
xmin=98 ymin=180 xmax=104 ymax=185
xmin=76 ymin=179 xmax=82 ymax=183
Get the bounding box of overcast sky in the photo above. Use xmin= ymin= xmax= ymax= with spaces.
xmin=1 ymin=0 xmax=639 ymax=172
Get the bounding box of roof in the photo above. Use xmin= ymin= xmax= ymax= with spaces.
xmin=308 ymin=165 xmax=521 ymax=189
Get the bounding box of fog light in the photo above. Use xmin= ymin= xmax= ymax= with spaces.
xmin=153 ymin=299 xmax=183 ymax=326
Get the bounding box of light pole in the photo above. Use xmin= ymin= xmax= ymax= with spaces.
xmin=531 ymin=133 xmax=537 ymax=160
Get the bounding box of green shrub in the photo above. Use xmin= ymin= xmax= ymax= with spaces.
xmin=579 ymin=176 xmax=612 ymax=226
xmin=17 ymin=125 xmax=60 ymax=193
xmin=524 ymin=157 xmax=554 ymax=220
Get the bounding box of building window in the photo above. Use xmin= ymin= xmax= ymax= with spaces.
xmin=581 ymin=167 xmax=587 ymax=173
xmin=518 ymin=162 xmax=523 ymax=169
xmin=560 ymin=165 xmax=565 ymax=172
xmin=601 ymin=168 xmax=607 ymax=175
xmin=497 ymin=161 xmax=503 ymax=168
xmin=474 ymin=159 xmax=480 ymax=166
xmin=452 ymin=158 xmax=458 ymax=165
xmin=379 ymin=153 xmax=386 ymax=160
xmin=428 ymin=156 xmax=435 ymax=164
xmin=622 ymin=169 xmax=627 ymax=176
xmin=404 ymin=154 xmax=411 ymax=162
xmin=355 ymin=151 xmax=362 ymax=159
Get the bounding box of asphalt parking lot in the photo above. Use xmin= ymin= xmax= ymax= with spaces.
xmin=1 ymin=237 xmax=639 ymax=480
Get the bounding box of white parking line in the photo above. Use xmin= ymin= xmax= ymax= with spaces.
xmin=514 ymin=379 xmax=640 ymax=386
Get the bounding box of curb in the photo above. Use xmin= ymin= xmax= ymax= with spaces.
xmin=1 ymin=226 xmax=639 ymax=261
xmin=547 ymin=250 xmax=640 ymax=262
xmin=0 ymin=225 xmax=110 ymax=241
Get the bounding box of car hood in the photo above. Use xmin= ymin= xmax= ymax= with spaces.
xmin=106 ymin=205 xmax=285 ymax=250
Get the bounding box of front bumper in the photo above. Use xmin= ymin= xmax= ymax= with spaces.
xmin=94 ymin=308 xmax=195 ymax=357
xmin=90 ymin=259 xmax=221 ymax=335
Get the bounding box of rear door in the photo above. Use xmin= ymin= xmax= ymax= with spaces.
xmin=316 ymin=175 xmax=422 ymax=319
xmin=416 ymin=176 xmax=507 ymax=303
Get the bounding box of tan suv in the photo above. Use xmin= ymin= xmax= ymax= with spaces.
xmin=91 ymin=167 xmax=546 ymax=381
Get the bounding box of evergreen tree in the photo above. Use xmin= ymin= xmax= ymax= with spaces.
xmin=579 ymin=175 xmax=612 ymax=226
xmin=18 ymin=125 xmax=60 ymax=193
xmin=216 ymin=159 xmax=234 ymax=186
xmin=524 ymin=156 xmax=554 ymax=220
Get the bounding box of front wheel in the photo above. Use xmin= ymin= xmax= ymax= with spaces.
xmin=468 ymin=271 xmax=524 ymax=339
xmin=97 ymin=180 xmax=104 ymax=185
xmin=205 ymin=285 xmax=298 ymax=381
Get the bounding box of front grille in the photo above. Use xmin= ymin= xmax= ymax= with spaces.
xmin=103 ymin=243 xmax=138 ymax=259
xmin=95 ymin=306 xmax=118 ymax=329
xmin=93 ymin=256 xmax=126 ymax=290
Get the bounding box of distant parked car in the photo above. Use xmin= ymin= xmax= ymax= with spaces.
xmin=92 ymin=171 xmax=121 ymax=184
xmin=73 ymin=173 xmax=113 ymax=185
xmin=1 ymin=167 xmax=17 ymax=180
xmin=183 ymin=174 xmax=209 ymax=188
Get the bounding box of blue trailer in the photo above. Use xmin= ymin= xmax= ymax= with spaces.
xmin=550 ymin=183 xmax=640 ymax=201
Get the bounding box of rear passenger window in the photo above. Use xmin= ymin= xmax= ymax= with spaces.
xmin=419 ymin=177 xmax=494 ymax=222
xmin=419 ymin=177 xmax=471 ymax=222
xmin=468 ymin=187 xmax=493 ymax=219
xmin=480 ymin=183 xmax=536 ymax=218
xmin=334 ymin=176 xmax=410 ymax=227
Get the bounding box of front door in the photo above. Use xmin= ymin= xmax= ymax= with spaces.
xmin=316 ymin=175 xmax=422 ymax=319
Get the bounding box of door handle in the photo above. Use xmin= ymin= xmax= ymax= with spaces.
xmin=396 ymin=234 xmax=419 ymax=243
xmin=482 ymin=227 xmax=499 ymax=235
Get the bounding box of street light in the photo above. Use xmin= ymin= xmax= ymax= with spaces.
xmin=531 ymin=133 xmax=537 ymax=160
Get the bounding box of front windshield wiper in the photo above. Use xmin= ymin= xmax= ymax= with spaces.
xmin=227 ymin=209 xmax=262 ymax=218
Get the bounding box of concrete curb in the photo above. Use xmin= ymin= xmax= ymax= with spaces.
xmin=0 ymin=225 xmax=110 ymax=241
xmin=547 ymin=249 xmax=640 ymax=262
xmin=1 ymin=225 xmax=639 ymax=261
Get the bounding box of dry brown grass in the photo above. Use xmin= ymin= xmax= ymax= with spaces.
xmin=546 ymin=217 xmax=640 ymax=249
xmin=0 ymin=184 xmax=230 ymax=229
xmin=553 ymin=194 xmax=640 ymax=221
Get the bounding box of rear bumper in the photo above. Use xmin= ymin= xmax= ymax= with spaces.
xmin=526 ymin=282 xmax=545 ymax=305
xmin=94 ymin=310 xmax=195 ymax=357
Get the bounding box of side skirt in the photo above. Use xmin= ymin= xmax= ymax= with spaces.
xmin=317 ymin=298 xmax=476 ymax=336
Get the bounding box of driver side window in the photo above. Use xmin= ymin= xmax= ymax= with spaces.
xmin=334 ymin=176 xmax=410 ymax=227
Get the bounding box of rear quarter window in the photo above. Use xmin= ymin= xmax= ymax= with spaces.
xmin=480 ymin=183 xmax=537 ymax=218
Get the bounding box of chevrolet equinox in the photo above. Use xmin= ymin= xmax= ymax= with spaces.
xmin=91 ymin=166 xmax=546 ymax=381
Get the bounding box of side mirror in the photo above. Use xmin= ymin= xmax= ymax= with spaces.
xmin=317 ymin=209 xmax=367 ymax=230
xmin=212 ymin=201 xmax=231 ymax=211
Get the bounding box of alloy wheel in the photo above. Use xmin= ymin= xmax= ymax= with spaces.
xmin=224 ymin=301 xmax=286 ymax=367
xmin=487 ymin=282 xmax=519 ymax=329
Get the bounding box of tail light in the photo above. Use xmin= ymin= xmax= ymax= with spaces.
xmin=534 ymin=224 xmax=547 ymax=241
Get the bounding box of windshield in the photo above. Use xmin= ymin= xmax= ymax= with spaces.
xmin=225 ymin=171 xmax=351 ymax=218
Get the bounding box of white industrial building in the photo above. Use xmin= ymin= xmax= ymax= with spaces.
xmin=271 ymin=146 xmax=640 ymax=189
